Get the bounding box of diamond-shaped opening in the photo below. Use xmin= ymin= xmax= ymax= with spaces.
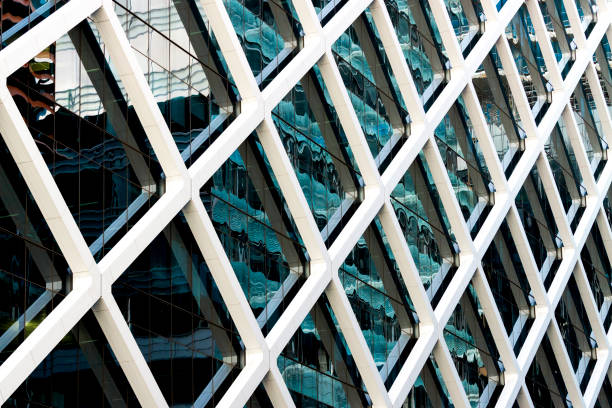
xmin=385 ymin=0 xmax=450 ymax=111
xmin=505 ymin=4 xmax=554 ymax=125
xmin=390 ymin=152 xmax=459 ymax=307
xmin=6 ymin=310 xmax=139 ymax=406
xmin=575 ymin=0 xmax=598 ymax=37
xmin=595 ymin=375 xmax=612 ymax=407
xmin=593 ymin=33 xmax=612 ymax=119
xmin=0 ymin=0 xmax=67 ymax=49
xmin=570 ymin=73 xmax=609 ymax=180
xmin=112 ymin=2 xmax=239 ymax=165
xmin=524 ymin=332 xmax=572 ymax=407
xmin=400 ymin=349 xmax=453 ymax=407
xmin=581 ymin=220 xmax=612 ymax=332
xmin=339 ymin=216 xmax=418 ymax=389
xmin=482 ymin=218 xmax=536 ymax=355
xmin=332 ymin=12 xmax=411 ymax=174
xmin=200 ymin=132 xmax=309 ymax=331
xmin=272 ymin=65 xmax=365 ymax=247
xmin=443 ymin=0 xmax=483 ymax=58
xmin=537 ymin=0 xmax=577 ymax=79
xmin=546 ymin=113 xmax=588 ymax=232
xmin=555 ymin=273 xmax=597 ymax=394
xmin=277 ymin=292 xmax=371 ymax=406
xmin=0 ymin=136 xmax=70 ymax=367
xmin=112 ymin=212 xmax=275 ymax=406
xmin=473 ymin=41 xmax=528 ymax=178
xmin=444 ymin=283 xmax=505 ymax=406
xmin=216 ymin=0 xmax=302 ymax=88
xmin=8 ymin=25 xmax=166 ymax=260
xmin=434 ymin=95 xmax=495 ymax=239
xmin=515 ymin=163 xmax=563 ymax=291
xmin=311 ymin=0 xmax=345 ymax=25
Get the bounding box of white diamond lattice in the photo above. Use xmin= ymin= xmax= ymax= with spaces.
xmin=0 ymin=0 xmax=610 ymax=406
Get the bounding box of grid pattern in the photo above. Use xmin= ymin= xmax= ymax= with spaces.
xmin=0 ymin=0 xmax=610 ymax=406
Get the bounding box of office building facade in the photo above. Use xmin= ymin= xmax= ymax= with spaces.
xmin=0 ymin=0 xmax=610 ymax=406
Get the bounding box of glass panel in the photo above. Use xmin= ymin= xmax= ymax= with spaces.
xmin=201 ymin=133 xmax=308 ymax=329
xmin=387 ymin=0 xmax=450 ymax=111
xmin=333 ymin=14 xmax=411 ymax=172
xmin=434 ymin=96 xmax=494 ymax=238
xmin=339 ymin=217 xmax=417 ymax=388
xmin=538 ymin=0 xmax=576 ymax=79
xmin=6 ymin=311 xmax=139 ymax=407
xmin=506 ymin=4 xmax=553 ymax=123
xmin=545 ymin=117 xmax=587 ymax=232
xmin=112 ymin=214 xmax=246 ymax=406
xmin=400 ymin=352 xmax=452 ymax=407
xmin=445 ymin=284 xmax=503 ymax=406
xmin=481 ymin=220 xmax=535 ymax=354
xmin=525 ymin=334 xmax=572 ymax=407
xmin=12 ymin=27 xmax=162 ymax=260
xmin=0 ymin=135 xmax=70 ymax=367
xmin=278 ymin=293 xmax=370 ymax=406
xmin=570 ymin=74 xmax=609 ymax=180
xmin=390 ymin=153 xmax=459 ymax=305
xmin=0 ymin=0 xmax=67 ymax=49
xmin=113 ymin=2 xmax=239 ymax=164
xmin=555 ymin=274 xmax=597 ymax=393
xmin=515 ymin=165 xmax=562 ymax=290
xmin=581 ymin=222 xmax=612 ymax=332
xmin=473 ymin=45 xmax=528 ymax=177
xmin=221 ymin=0 xmax=301 ymax=87
xmin=273 ymin=66 xmax=363 ymax=247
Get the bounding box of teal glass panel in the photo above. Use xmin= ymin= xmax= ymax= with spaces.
xmin=339 ymin=217 xmax=417 ymax=387
xmin=388 ymin=0 xmax=450 ymax=111
xmin=333 ymin=15 xmax=410 ymax=172
xmin=221 ymin=0 xmax=301 ymax=87
xmin=390 ymin=154 xmax=459 ymax=304
xmin=384 ymin=0 xmax=442 ymax=104
xmin=434 ymin=97 xmax=494 ymax=238
xmin=273 ymin=66 xmax=363 ymax=246
xmin=201 ymin=134 xmax=308 ymax=328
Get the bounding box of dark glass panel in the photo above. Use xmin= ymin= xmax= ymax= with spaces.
xmin=6 ymin=311 xmax=139 ymax=407
xmin=482 ymin=220 xmax=535 ymax=355
xmin=278 ymin=293 xmax=370 ymax=406
xmin=445 ymin=284 xmax=503 ymax=406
